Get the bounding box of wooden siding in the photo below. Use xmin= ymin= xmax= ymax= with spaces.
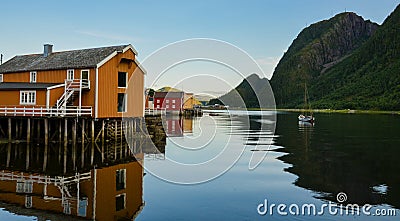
xmin=48 ymin=86 xmax=65 ymax=107
xmin=0 ymin=47 xmax=145 ymax=119
xmin=98 ymin=49 xmax=144 ymax=118
xmin=95 ymin=158 xmax=143 ymax=220
xmin=0 ymin=90 xmax=46 ymax=106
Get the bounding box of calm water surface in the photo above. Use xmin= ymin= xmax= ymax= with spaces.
xmin=137 ymin=111 xmax=400 ymax=221
xmin=0 ymin=111 xmax=399 ymax=220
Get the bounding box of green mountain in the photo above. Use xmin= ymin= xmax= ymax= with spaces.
xmin=270 ymin=11 xmax=379 ymax=108
xmin=310 ymin=5 xmax=400 ymax=110
xmin=210 ymin=6 xmax=400 ymax=111
xmin=208 ymin=74 xmax=270 ymax=108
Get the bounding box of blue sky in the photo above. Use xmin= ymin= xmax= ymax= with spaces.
xmin=1 ymin=0 xmax=399 ymax=95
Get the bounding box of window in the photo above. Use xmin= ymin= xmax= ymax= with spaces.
xmin=16 ymin=181 xmax=24 ymax=193
xmin=118 ymin=72 xmax=127 ymax=88
xmin=24 ymin=181 xmax=33 ymax=193
xmin=157 ymin=105 xmax=160 ymax=108
xmin=116 ymin=169 xmax=126 ymax=191
xmin=166 ymin=105 xmax=169 ymax=109
xmin=172 ymin=105 xmax=176 ymax=109
xmin=30 ymin=71 xmax=37 ymax=83
xmin=67 ymin=69 xmax=74 ymax=81
xmin=0 ymin=74 xmax=3 ymax=83
xmin=25 ymin=196 xmax=32 ymax=208
xmin=166 ymin=99 xmax=170 ymax=103
xmin=157 ymin=99 xmax=160 ymax=103
xmin=116 ymin=194 xmax=126 ymax=211
xmin=20 ymin=91 xmax=36 ymax=105
xmin=117 ymin=93 xmax=127 ymax=112
xmin=172 ymin=99 xmax=176 ymax=104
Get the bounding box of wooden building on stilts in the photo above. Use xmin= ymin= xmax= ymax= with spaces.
xmin=0 ymin=44 xmax=146 ymax=146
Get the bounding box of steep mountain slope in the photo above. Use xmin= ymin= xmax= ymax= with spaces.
xmin=270 ymin=12 xmax=378 ymax=108
xmin=311 ymin=5 xmax=400 ymax=110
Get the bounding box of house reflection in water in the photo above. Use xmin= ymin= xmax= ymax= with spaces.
xmin=163 ymin=116 xmax=193 ymax=137
xmin=0 ymin=142 xmax=145 ymax=220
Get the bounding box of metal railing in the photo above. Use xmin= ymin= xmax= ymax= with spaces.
xmin=0 ymin=105 xmax=92 ymax=117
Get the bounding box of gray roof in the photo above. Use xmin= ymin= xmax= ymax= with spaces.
xmin=0 ymin=82 xmax=59 ymax=90
xmin=0 ymin=45 xmax=130 ymax=74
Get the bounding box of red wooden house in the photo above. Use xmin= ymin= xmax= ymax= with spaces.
xmin=153 ymin=91 xmax=184 ymax=114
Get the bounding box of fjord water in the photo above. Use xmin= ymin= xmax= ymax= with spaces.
xmin=138 ymin=112 xmax=400 ymax=221
xmin=0 ymin=112 xmax=399 ymax=220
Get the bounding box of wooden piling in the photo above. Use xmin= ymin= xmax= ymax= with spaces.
xmin=64 ymin=119 xmax=68 ymax=174
xmin=44 ymin=119 xmax=48 ymax=146
xmin=72 ymin=119 xmax=77 ymax=169
xmin=27 ymin=118 xmax=31 ymax=143
xmin=81 ymin=118 xmax=85 ymax=168
xmin=114 ymin=121 xmax=118 ymax=159
xmin=8 ymin=118 xmax=12 ymax=141
xmin=101 ymin=120 xmax=105 ymax=162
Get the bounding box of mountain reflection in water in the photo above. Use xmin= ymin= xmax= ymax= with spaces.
xmin=274 ymin=112 xmax=400 ymax=208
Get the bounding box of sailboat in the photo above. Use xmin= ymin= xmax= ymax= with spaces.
xmin=298 ymin=83 xmax=315 ymax=124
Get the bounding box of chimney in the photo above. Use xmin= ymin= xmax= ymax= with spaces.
xmin=43 ymin=44 xmax=53 ymax=57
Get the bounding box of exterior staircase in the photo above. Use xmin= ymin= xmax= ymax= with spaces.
xmin=56 ymin=79 xmax=90 ymax=111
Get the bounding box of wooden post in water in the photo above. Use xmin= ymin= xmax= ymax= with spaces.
xmin=64 ymin=119 xmax=68 ymax=174
xmin=101 ymin=120 xmax=105 ymax=162
xmin=26 ymin=143 xmax=30 ymax=170
xmin=120 ymin=120 xmax=123 ymax=157
xmin=37 ymin=119 xmax=41 ymax=141
xmin=19 ymin=120 xmax=23 ymax=139
xmin=6 ymin=142 xmax=11 ymax=167
xmin=15 ymin=119 xmax=19 ymax=139
xmin=114 ymin=121 xmax=118 ymax=160
xmin=44 ymin=119 xmax=49 ymax=146
xmin=27 ymin=118 xmax=31 ymax=143
xmin=58 ymin=120 xmax=62 ymax=142
xmin=43 ymin=118 xmax=48 ymax=172
xmin=81 ymin=118 xmax=85 ymax=168
xmin=91 ymin=119 xmax=95 ymax=165
xmin=72 ymin=119 xmax=77 ymax=169
xmin=8 ymin=118 xmax=12 ymax=142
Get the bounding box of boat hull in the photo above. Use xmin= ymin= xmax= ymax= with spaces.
xmin=298 ymin=115 xmax=315 ymax=123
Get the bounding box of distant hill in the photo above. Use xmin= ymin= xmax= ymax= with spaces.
xmin=270 ymin=11 xmax=379 ymax=108
xmin=208 ymin=74 xmax=272 ymax=108
xmin=156 ymin=86 xmax=182 ymax=92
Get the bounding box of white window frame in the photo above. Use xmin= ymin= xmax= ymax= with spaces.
xmin=25 ymin=195 xmax=33 ymax=208
xmin=172 ymin=99 xmax=176 ymax=104
xmin=20 ymin=91 xmax=36 ymax=105
xmin=166 ymin=105 xmax=169 ymax=109
xmin=116 ymin=169 xmax=126 ymax=190
xmin=117 ymin=93 xmax=127 ymax=113
xmin=16 ymin=181 xmax=24 ymax=193
xmin=157 ymin=105 xmax=160 ymax=108
xmin=118 ymin=72 xmax=128 ymax=88
xmin=24 ymin=181 xmax=33 ymax=193
xmin=67 ymin=69 xmax=74 ymax=81
xmin=115 ymin=193 xmax=126 ymax=211
xmin=0 ymin=74 xmax=3 ymax=83
xmin=172 ymin=105 xmax=176 ymax=109
xmin=30 ymin=71 xmax=37 ymax=83
xmin=157 ymin=99 xmax=160 ymax=104
xmin=166 ymin=99 xmax=170 ymax=104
